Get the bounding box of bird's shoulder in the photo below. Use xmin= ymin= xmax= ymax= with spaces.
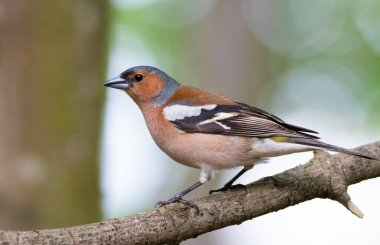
xmin=164 ymin=85 xmax=234 ymax=106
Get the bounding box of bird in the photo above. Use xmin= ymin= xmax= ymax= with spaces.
xmin=104 ymin=65 xmax=375 ymax=210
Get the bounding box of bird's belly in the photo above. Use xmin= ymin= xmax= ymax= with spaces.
xmin=153 ymin=132 xmax=256 ymax=169
xmin=250 ymin=138 xmax=310 ymax=157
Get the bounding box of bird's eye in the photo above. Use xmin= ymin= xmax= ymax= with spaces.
xmin=135 ymin=74 xmax=143 ymax=82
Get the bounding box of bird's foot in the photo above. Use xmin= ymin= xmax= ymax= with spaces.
xmin=155 ymin=196 xmax=199 ymax=213
xmin=209 ymin=184 xmax=246 ymax=195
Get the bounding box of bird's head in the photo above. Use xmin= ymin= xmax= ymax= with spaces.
xmin=105 ymin=66 xmax=180 ymax=107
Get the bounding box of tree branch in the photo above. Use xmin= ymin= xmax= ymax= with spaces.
xmin=1 ymin=141 xmax=379 ymax=244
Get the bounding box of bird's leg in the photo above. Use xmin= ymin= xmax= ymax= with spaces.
xmin=155 ymin=181 xmax=203 ymax=212
xmin=156 ymin=165 xmax=213 ymax=212
xmin=209 ymin=167 xmax=250 ymax=195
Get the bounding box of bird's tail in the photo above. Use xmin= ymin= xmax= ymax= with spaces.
xmin=287 ymin=138 xmax=376 ymax=160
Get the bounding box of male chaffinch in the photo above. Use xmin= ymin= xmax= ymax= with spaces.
xmin=105 ymin=66 xmax=375 ymax=209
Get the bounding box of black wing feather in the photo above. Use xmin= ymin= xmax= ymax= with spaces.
xmin=168 ymin=103 xmax=320 ymax=139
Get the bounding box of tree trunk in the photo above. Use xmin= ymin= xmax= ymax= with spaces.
xmin=0 ymin=0 xmax=108 ymax=229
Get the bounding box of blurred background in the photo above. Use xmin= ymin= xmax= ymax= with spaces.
xmin=0 ymin=0 xmax=379 ymax=244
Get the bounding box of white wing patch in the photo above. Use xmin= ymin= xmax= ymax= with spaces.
xmin=198 ymin=112 xmax=238 ymax=130
xmin=163 ymin=104 xmax=217 ymax=121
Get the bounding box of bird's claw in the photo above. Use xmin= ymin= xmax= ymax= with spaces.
xmin=209 ymin=183 xmax=246 ymax=195
xmin=155 ymin=197 xmax=199 ymax=213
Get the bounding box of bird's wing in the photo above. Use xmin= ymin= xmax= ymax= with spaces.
xmin=163 ymin=102 xmax=320 ymax=139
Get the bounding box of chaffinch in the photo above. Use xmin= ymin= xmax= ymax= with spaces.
xmin=105 ymin=66 xmax=375 ymax=210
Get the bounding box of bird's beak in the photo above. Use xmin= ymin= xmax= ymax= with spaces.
xmin=104 ymin=75 xmax=130 ymax=90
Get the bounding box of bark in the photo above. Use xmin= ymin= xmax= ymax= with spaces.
xmin=0 ymin=141 xmax=379 ymax=244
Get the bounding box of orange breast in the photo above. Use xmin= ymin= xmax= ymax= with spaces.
xmin=139 ymin=104 xmax=255 ymax=169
